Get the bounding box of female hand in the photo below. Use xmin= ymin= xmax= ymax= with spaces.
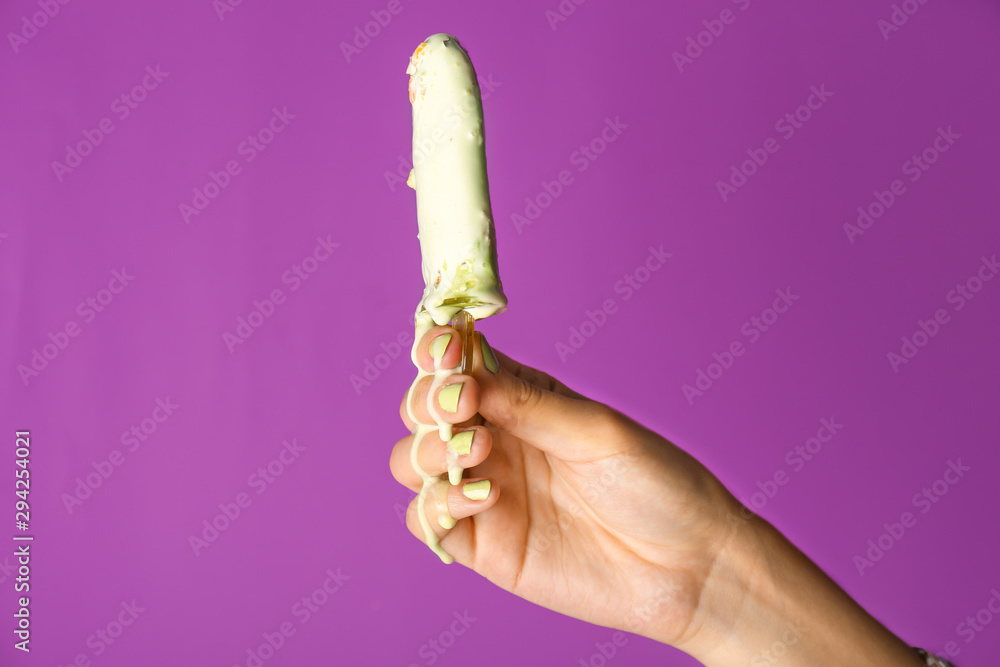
xmin=390 ymin=324 xmax=740 ymax=650
xmin=389 ymin=326 xmax=927 ymax=666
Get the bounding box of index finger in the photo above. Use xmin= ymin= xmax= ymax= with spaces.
xmin=412 ymin=325 xmax=463 ymax=373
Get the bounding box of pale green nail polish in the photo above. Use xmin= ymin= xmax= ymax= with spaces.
xmin=430 ymin=334 xmax=451 ymax=361
xmin=448 ymin=430 xmax=474 ymax=456
xmin=481 ymin=335 xmax=499 ymax=374
xmin=462 ymin=479 xmax=491 ymax=501
xmin=438 ymin=383 xmax=463 ymax=413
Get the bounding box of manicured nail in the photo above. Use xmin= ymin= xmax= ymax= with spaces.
xmin=448 ymin=430 xmax=474 ymax=456
xmin=438 ymin=382 xmax=463 ymax=413
xmin=481 ymin=335 xmax=499 ymax=374
xmin=462 ymin=480 xmax=491 ymax=501
xmin=430 ymin=334 xmax=451 ymax=361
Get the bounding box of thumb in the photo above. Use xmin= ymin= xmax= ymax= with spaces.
xmin=471 ymin=332 xmax=620 ymax=461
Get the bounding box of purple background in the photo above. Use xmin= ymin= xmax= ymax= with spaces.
xmin=2 ymin=0 xmax=999 ymax=665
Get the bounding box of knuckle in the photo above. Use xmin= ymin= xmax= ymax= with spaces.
xmin=390 ymin=460 xmax=407 ymax=486
xmin=399 ymin=391 xmax=413 ymax=423
xmin=401 ymin=377 xmax=428 ymax=424
xmin=405 ymin=501 xmax=422 ymax=537
xmin=500 ymin=379 xmax=543 ymax=432
xmin=513 ymin=378 xmax=544 ymax=412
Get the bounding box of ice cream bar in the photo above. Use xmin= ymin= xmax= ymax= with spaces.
xmin=407 ymin=33 xmax=507 ymax=326
xmin=403 ymin=34 xmax=506 ymax=564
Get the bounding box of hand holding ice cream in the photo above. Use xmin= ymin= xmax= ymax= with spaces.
xmin=390 ymin=328 xmax=932 ymax=667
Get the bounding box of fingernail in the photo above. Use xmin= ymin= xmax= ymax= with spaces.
xmin=438 ymin=383 xmax=463 ymax=413
xmin=462 ymin=479 xmax=491 ymax=501
xmin=430 ymin=334 xmax=452 ymax=361
xmin=481 ymin=335 xmax=499 ymax=374
xmin=448 ymin=430 xmax=474 ymax=456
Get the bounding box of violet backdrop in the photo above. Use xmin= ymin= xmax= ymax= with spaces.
xmin=1 ymin=0 xmax=998 ymax=665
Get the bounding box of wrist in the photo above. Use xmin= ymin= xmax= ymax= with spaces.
xmin=622 ymin=491 xmax=765 ymax=656
xmin=667 ymin=503 xmax=771 ymax=662
xmin=663 ymin=507 xmax=924 ymax=666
